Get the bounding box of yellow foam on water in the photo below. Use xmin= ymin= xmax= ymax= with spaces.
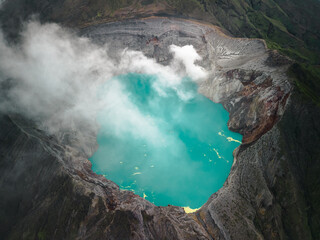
xmin=218 ymin=131 xmax=242 ymax=144
xmin=213 ymin=148 xmax=222 ymax=159
xmin=226 ymin=137 xmax=242 ymax=143
xmin=183 ymin=206 xmax=200 ymax=213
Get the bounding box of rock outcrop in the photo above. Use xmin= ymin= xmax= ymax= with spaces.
xmin=0 ymin=18 xmax=319 ymax=240
xmin=81 ymin=18 xmax=292 ymax=144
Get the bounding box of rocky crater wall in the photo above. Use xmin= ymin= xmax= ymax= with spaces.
xmin=1 ymin=18 xmax=319 ymax=240
xmin=81 ymin=18 xmax=291 ymax=144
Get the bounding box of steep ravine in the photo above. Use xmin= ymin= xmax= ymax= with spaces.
xmin=0 ymin=18 xmax=319 ymax=240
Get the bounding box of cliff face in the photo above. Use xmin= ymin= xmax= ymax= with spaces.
xmin=197 ymin=94 xmax=320 ymax=240
xmin=81 ymin=18 xmax=291 ymax=144
xmin=2 ymin=17 xmax=319 ymax=240
xmin=1 ymin=0 xmax=320 ymax=65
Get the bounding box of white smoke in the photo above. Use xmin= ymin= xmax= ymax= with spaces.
xmin=170 ymin=45 xmax=207 ymax=81
xmin=0 ymin=21 xmax=208 ymax=138
xmin=97 ymin=79 xmax=168 ymax=146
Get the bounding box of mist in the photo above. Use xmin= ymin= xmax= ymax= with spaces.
xmin=0 ymin=21 xmax=207 ymax=141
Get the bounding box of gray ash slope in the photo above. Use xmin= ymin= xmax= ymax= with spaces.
xmin=0 ymin=18 xmax=319 ymax=240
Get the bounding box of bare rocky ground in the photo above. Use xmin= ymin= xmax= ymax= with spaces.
xmin=0 ymin=18 xmax=319 ymax=240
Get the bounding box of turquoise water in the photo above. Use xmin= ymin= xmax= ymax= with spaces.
xmin=90 ymin=73 xmax=242 ymax=209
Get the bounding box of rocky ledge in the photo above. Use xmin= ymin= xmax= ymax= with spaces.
xmin=81 ymin=18 xmax=291 ymax=144
xmin=0 ymin=18 xmax=319 ymax=240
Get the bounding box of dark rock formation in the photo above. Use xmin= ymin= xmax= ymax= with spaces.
xmin=0 ymin=114 xmax=210 ymax=240
xmin=0 ymin=18 xmax=319 ymax=240
xmin=196 ymin=91 xmax=320 ymax=240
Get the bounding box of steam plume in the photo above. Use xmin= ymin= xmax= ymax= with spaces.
xmin=0 ymin=21 xmax=207 ymax=136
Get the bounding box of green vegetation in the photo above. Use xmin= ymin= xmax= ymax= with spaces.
xmin=288 ymin=63 xmax=320 ymax=105
xmin=166 ymin=0 xmax=205 ymax=13
xmin=37 ymin=231 xmax=46 ymax=240
xmin=141 ymin=0 xmax=155 ymax=5
xmin=265 ymin=40 xmax=315 ymax=63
